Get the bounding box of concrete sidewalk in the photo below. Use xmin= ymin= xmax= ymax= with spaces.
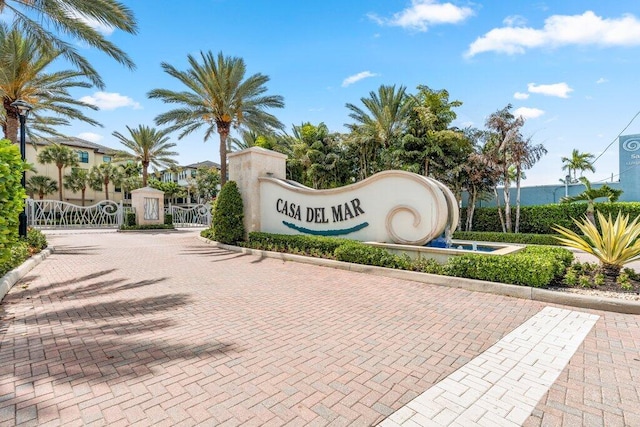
xmin=0 ymin=230 xmax=639 ymax=426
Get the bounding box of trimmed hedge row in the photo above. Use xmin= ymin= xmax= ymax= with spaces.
xmin=463 ymin=202 xmax=640 ymax=234
xmin=0 ymin=139 xmax=25 ymax=265
xmin=453 ymin=231 xmax=561 ymax=246
xmin=197 ymin=232 xmax=574 ymax=288
xmin=444 ymin=246 xmax=572 ymax=288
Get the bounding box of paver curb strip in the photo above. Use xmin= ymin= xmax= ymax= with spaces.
xmin=0 ymin=247 xmax=54 ymax=302
xmin=198 ymin=237 xmax=640 ymax=315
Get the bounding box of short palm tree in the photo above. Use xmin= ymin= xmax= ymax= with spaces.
xmin=554 ymin=211 xmax=640 ymax=285
xmin=64 ymin=168 xmax=90 ymax=206
xmin=37 ymin=143 xmax=78 ymax=200
xmin=561 ymin=149 xmax=595 ymax=182
xmin=2 ymin=0 xmax=137 ymax=88
xmin=148 ymin=51 xmax=285 ymax=186
xmin=112 ymin=125 xmax=179 ymax=187
xmin=561 ymin=177 xmax=622 ymax=224
xmin=90 ymin=162 xmax=122 ymax=201
xmin=25 ymin=175 xmax=57 ymax=199
xmin=0 ymin=23 xmax=101 ymax=143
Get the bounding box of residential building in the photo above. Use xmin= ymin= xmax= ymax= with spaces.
xmin=17 ymin=137 xmax=124 ymax=204
xmin=159 ymin=160 xmax=221 ymax=204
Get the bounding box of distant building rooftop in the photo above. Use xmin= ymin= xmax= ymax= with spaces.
xmin=184 ymin=160 xmax=221 ymax=170
xmin=30 ymin=136 xmax=115 ymax=154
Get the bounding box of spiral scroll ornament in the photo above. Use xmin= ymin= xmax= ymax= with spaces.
xmin=622 ymin=139 xmax=640 ymax=152
xmin=385 ymin=205 xmax=439 ymax=246
xmin=98 ymin=200 xmax=119 ymax=214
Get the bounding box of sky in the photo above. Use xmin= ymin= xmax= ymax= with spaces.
xmin=5 ymin=0 xmax=640 ymax=186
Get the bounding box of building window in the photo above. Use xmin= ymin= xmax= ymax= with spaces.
xmin=78 ymin=151 xmax=89 ymax=163
xmin=114 ymin=187 xmax=122 ymax=193
xmin=103 ymin=156 xmax=112 ymax=163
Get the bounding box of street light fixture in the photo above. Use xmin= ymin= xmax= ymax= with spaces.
xmin=10 ymin=99 xmax=33 ymax=238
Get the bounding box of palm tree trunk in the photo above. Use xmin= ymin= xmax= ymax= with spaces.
xmin=2 ymin=100 xmax=20 ymax=143
xmin=218 ymin=121 xmax=231 ymax=187
xmin=104 ymin=179 xmax=109 ymax=200
xmin=142 ymin=165 xmax=148 ymax=187
xmin=503 ymin=178 xmax=512 ymax=233
xmin=58 ymin=166 xmax=63 ymax=201
xmin=515 ymin=167 xmax=522 ymax=233
xmin=466 ymin=187 xmax=477 ymax=231
xmin=81 ymin=188 xmax=86 ymax=206
xmin=494 ymin=187 xmax=506 ymax=233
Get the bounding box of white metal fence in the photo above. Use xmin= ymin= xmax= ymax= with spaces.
xmin=166 ymin=203 xmax=211 ymax=227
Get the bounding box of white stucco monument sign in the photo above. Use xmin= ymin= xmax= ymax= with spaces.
xmin=229 ymin=147 xmax=459 ymax=246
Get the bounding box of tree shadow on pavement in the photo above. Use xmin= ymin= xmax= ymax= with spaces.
xmin=50 ymin=245 xmax=101 ymax=255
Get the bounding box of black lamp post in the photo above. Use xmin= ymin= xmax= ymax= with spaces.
xmin=10 ymin=99 xmax=33 ymax=238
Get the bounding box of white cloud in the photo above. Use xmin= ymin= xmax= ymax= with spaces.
xmin=342 ymin=71 xmax=378 ymax=87
xmin=65 ymin=9 xmax=114 ymax=35
xmin=79 ymin=91 xmax=141 ymax=110
xmin=503 ymin=15 xmax=527 ymax=27
xmin=596 ymin=77 xmax=608 ymax=84
xmin=368 ymin=0 xmax=474 ymax=32
xmin=527 ymin=82 xmax=573 ymax=98
xmin=466 ymin=11 xmax=640 ymax=57
xmin=77 ymin=132 xmax=104 ymax=143
xmin=514 ymin=107 xmax=545 ymax=119
xmin=513 ymin=92 xmax=530 ymax=100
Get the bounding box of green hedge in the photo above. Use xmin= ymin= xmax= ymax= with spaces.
xmin=246 ymin=232 xmax=348 ymax=257
xmin=453 ymin=231 xmax=561 ymax=246
xmin=444 ymin=246 xmax=572 ymax=287
xmin=164 ymin=213 xmax=173 ymax=225
xmin=463 ymin=202 xmax=640 ymax=234
xmin=125 ymin=212 xmax=136 ymax=227
xmin=334 ymin=241 xmax=409 ymax=269
xmin=0 ymin=139 xmax=26 ymax=265
xmin=227 ymin=232 xmax=573 ymax=288
xmin=0 ymin=241 xmax=29 ymax=277
xmin=26 ymin=228 xmax=47 ymax=253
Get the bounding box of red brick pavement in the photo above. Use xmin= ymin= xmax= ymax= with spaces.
xmin=0 ymin=230 xmax=638 ymax=426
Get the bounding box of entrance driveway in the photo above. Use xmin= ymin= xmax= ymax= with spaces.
xmin=1 ymin=230 xmax=639 ymax=426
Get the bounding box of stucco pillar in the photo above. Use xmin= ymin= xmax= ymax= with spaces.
xmin=131 ymin=186 xmax=165 ymax=225
xmin=228 ymin=147 xmax=287 ymax=233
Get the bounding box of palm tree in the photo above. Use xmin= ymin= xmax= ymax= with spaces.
xmin=561 ymin=177 xmax=623 ymax=224
xmin=37 ymin=143 xmax=78 ymax=200
xmin=64 ymin=168 xmax=90 ymax=206
xmin=2 ymin=0 xmax=137 ymax=88
xmin=89 ymin=163 xmax=121 ymax=201
xmin=112 ymin=125 xmax=179 ymax=187
xmin=484 ymin=104 xmax=525 ymax=233
xmin=561 ymin=149 xmax=595 ymax=182
xmin=345 ymin=85 xmax=414 ymax=175
xmin=148 ymin=51 xmax=285 ymax=186
xmin=0 ymin=23 xmax=100 ymax=143
xmin=25 ymin=175 xmax=57 ymax=199
xmin=512 ymin=138 xmax=547 ymax=233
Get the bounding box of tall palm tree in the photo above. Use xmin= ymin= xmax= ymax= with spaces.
xmin=512 ymin=138 xmax=547 ymax=233
xmin=37 ymin=143 xmax=78 ymax=200
xmin=112 ymin=125 xmax=179 ymax=187
xmin=1 ymin=0 xmax=137 ymax=88
xmin=64 ymin=168 xmax=90 ymax=206
xmin=484 ymin=104 xmax=525 ymax=233
xmin=89 ymin=162 xmax=121 ymax=201
xmin=25 ymin=175 xmax=57 ymax=199
xmin=561 ymin=149 xmax=595 ymax=181
xmin=0 ymin=23 xmax=100 ymax=143
xmin=148 ymin=51 xmax=285 ymax=186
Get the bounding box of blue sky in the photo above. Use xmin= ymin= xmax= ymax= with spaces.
xmin=7 ymin=0 xmax=640 ymax=186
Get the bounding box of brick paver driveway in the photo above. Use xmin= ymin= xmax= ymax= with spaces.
xmin=1 ymin=230 xmax=639 ymax=426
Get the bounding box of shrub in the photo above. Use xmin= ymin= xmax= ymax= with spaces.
xmin=334 ymin=241 xmax=409 ymax=269
xmin=453 ymin=231 xmax=561 ymax=246
xmin=0 ymin=241 xmax=29 ymax=277
xmin=26 ymin=228 xmax=47 ymax=253
xmin=0 ymin=139 xmax=25 ymax=265
xmin=212 ymin=181 xmax=245 ymax=244
xmin=125 ymin=212 xmax=136 ymax=227
xmin=164 ymin=213 xmax=173 ymax=225
xmin=443 ymin=246 xmax=573 ymax=288
xmin=246 ymin=232 xmax=348 ymax=257
xmin=201 ymin=228 xmax=215 ymax=240
xmin=410 ymin=257 xmax=444 ymax=274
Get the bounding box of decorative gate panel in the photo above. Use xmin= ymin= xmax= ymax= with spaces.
xmin=168 ymin=204 xmax=211 ymax=227
xmin=27 ymin=199 xmax=123 ymax=228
